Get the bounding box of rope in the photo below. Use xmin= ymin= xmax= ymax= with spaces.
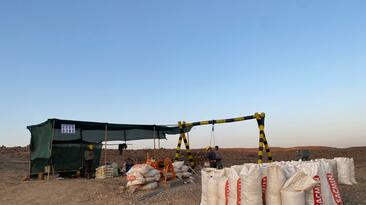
xmin=210 ymin=123 xmax=215 ymax=147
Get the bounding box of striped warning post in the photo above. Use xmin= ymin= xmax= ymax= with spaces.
xmin=256 ymin=113 xmax=272 ymax=163
xmin=175 ymin=134 xmax=183 ymax=161
xmin=175 ymin=121 xmax=195 ymax=168
xmin=263 ymin=133 xmax=272 ymax=162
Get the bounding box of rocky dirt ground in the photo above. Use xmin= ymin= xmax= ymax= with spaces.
xmin=0 ymin=146 xmax=365 ymax=205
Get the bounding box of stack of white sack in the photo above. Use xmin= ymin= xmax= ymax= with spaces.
xmin=201 ymin=164 xmax=263 ymax=205
xmin=201 ymin=168 xmax=228 ymax=205
xmin=126 ymin=164 xmax=161 ymax=191
xmin=267 ymin=159 xmax=345 ymax=205
xmin=201 ymin=157 xmax=355 ymax=205
xmin=95 ymin=165 xmax=114 ymax=179
xmin=173 ymin=161 xmax=194 ymax=182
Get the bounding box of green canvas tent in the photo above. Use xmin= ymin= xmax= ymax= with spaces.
xmin=27 ymin=119 xmax=182 ymax=175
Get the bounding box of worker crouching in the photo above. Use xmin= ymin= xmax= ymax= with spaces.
xmin=206 ymin=147 xmax=216 ymax=168
xmin=205 ymin=146 xmax=223 ymax=169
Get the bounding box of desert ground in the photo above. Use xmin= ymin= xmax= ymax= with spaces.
xmin=0 ymin=146 xmax=365 ymax=205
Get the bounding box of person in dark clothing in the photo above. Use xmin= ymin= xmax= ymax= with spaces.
xmin=125 ymin=157 xmax=134 ymax=172
xmin=84 ymin=144 xmax=94 ymax=178
xmin=214 ymin=146 xmax=223 ymax=169
xmin=207 ymin=147 xmax=216 ymax=168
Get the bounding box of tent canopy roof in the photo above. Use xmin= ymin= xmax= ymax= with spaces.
xmin=27 ymin=118 xmax=180 ymax=133
xmin=27 ymin=119 xmax=185 ymax=145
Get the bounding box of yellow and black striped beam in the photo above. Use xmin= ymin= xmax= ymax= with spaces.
xmin=184 ymin=114 xmax=258 ymax=128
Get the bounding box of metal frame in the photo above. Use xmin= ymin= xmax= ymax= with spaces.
xmin=175 ymin=112 xmax=272 ymax=167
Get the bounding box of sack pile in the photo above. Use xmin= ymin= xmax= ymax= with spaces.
xmin=126 ymin=164 xmax=161 ymax=191
xmin=95 ymin=163 xmax=119 ymax=179
xmin=173 ymin=161 xmax=194 ymax=182
xmin=201 ymin=157 xmax=356 ymax=205
xmin=95 ymin=165 xmax=114 ymax=179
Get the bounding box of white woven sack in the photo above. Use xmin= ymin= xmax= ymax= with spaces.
xmin=144 ymin=177 xmax=156 ymax=183
xmin=207 ymin=177 xmax=218 ymax=205
xmin=282 ymin=162 xmax=298 ymax=179
xmin=350 ymin=158 xmax=357 ymax=184
xmin=144 ymin=168 xmax=160 ymax=178
xmin=299 ymin=162 xmax=323 ymax=205
xmin=281 ymin=191 xmax=305 ymax=205
xmin=182 ymin=172 xmax=192 ymax=178
xmin=182 ymin=165 xmax=190 ymax=172
xmin=217 ymin=171 xmax=229 ymax=205
xmin=127 ymin=178 xmax=146 ymax=186
xmin=207 ymin=169 xmax=226 ymax=205
xmin=239 ymin=163 xmax=262 ymax=205
xmin=334 ymin=157 xmax=352 ymax=185
xmin=173 ymin=161 xmax=185 ymax=170
xmin=127 ymin=172 xmax=144 ymax=182
xmin=227 ymin=165 xmax=243 ymax=205
xmin=266 ymin=164 xmax=286 ymax=205
xmin=281 ymin=170 xmax=317 ymax=205
xmin=319 ymin=159 xmax=344 ymax=205
xmin=260 ymin=163 xmax=269 ymax=204
xmin=201 ymin=168 xmax=216 ymax=205
xmin=176 ymin=173 xmax=183 ymax=179
xmin=128 ymin=164 xmax=152 ymax=175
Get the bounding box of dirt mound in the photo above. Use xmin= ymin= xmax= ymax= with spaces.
xmin=0 ymin=146 xmax=29 ymax=160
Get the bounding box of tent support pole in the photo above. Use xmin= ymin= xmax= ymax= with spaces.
xmin=104 ymin=124 xmax=108 ymax=165
xmin=153 ymin=125 xmax=156 ymax=150
xmin=48 ymin=120 xmax=56 ymax=179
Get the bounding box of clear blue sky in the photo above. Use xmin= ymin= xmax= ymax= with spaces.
xmin=0 ymin=1 xmax=365 ymax=149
